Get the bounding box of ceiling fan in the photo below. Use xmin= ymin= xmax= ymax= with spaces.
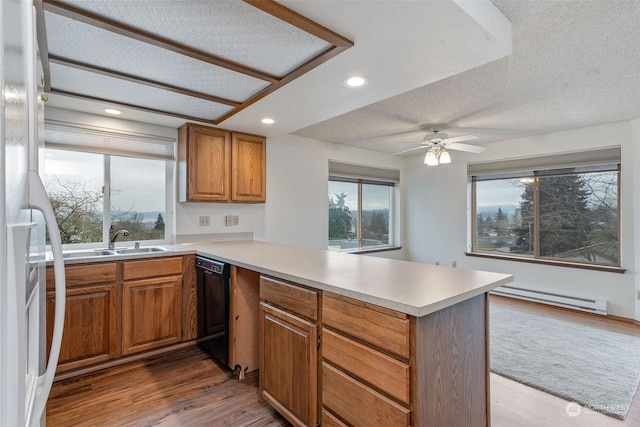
xmin=390 ymin=128 xmax=485 ymax=165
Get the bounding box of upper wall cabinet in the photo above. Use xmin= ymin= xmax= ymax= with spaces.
xmin=178 ymin=123 xmax=266 ymax=203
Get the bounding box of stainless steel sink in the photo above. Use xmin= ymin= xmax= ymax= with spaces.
xmin=59 ymin=246 xmax=171 ymax=259
xmin=113 ymin=247 xmax=170 ymax=255
xmin=62 ymin=249 xmax=116 ymax=258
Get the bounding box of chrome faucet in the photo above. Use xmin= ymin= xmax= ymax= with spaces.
xmin=109 ymin=225 xmax=130 ymax=249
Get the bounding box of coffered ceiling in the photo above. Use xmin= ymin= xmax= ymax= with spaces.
xmin=39 ymin=0 xmax=352 ymax=124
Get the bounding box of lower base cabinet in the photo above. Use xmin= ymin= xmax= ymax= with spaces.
xmin=46 ymin=283 xmax=119 ymax=372
xmin=47 ymin=256 xmax=188 ymax=374
xmin=122 ymin=257 xmax=184 ymax=356
xmin=46 ymin=263 xmax=119 ymax=373
xmin=122 ymin=276 xmax=183 ymax=355
xmin=259 ymin=302 xmax=317 ymax=427
xmin=259 ymin=276 xmax=319 ymax=427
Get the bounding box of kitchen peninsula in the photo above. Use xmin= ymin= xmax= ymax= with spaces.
xmin=193 ymin=240 xmax=512 ymax=426
xmin=49 ymin=240 xmax=512 ymax=427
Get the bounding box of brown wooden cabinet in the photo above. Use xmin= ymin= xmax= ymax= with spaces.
xmin=178 ymin=123 xmax=266 ymax=203
xmin=321 ymin=292 xmax=490 ymax=427
xmin=259 ymin=276 xmax=318 ymax=427
xmin=46 ymin=263 xmax=119 ymax=373
xmin=231 ymin=132 xmax=266 ymax=202
xmin=321 ymin=293 xmax=411 ymax=426
xmin=121 ymin=257 xmax=183 ymax=355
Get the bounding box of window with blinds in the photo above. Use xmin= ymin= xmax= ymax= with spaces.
xmin=468 ymin=147 xmax=621 ymax=267
xmin=328 ymin=161 xmax=399 ymax=252
xmin=43 ymin=121 xmax=174 ymax=247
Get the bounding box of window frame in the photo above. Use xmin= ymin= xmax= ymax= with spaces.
xmin=468 ymin=163 xmax=623 ymax=272
xmin=328 ymin=176 xmax=399 ymax=253
xmin=44 ymin=146 xmax=174 ymax=250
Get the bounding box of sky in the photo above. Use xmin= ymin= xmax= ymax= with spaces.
xmin=43 ymin=149 xmax=166 ymax=215
xmin=328 ymin=181 xmax=390 ymax=211
xmin=475 ymin=178 xmax=526 ymax=210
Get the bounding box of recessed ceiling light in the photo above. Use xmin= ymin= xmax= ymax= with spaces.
xmin=103 ymin=108 xmax=122 ymax=115
xmin=343 ymin=76 xmax=368 ymax=88
xmin=261 ymin=118 xmax=275 ymax=125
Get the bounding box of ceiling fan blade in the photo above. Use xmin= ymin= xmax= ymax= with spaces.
xmin=390 ymin=145 xmax=428 ymax=156
xmin=443 ymin=134 xmax=478 ymax=144
xmin=446 ymin=142 xmax=485 ymax=153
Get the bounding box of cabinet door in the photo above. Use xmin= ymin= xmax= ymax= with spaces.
xmin=260 ymin=302 xmax=317 ymax=427
xmin=186 ymin=125 xmax=231 ymax=201
xmin=46 ymin=283 xmax=118 ymax=372
xmin=122 ymin=275 xmax=182 ymax=355
xmin=231 ymin=132 xmax=266 ymax=202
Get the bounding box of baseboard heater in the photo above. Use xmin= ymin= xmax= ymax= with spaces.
xmin=491 ymin=285 xmax=608 ymax=315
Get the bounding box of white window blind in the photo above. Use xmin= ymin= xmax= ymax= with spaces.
xmin=467 ymin=146 xmax=621 ymax=180
xmin=45 ymin=120 xmax=176 ymax=160
xmin=329 ymin=160 xmax=399 ymax=185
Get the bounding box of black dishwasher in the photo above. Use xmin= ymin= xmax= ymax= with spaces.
xmin=196 ymin=256 xmax=230 ymax=367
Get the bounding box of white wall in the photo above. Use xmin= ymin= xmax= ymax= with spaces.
xmin=403 ymin=121 xmax=638 ymax=318
xmin=632 ymin=117 xmax=640 ymax=320
xmin=178 ymin=133 xmax=406 ymax=259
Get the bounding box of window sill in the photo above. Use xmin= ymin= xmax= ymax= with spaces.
xmin=338 ymin=246 xmax=403 ymax=255
xmin=465 ymin=252 xmax=626 ymax=274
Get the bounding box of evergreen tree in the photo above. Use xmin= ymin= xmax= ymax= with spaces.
xmin=494 ymin=207 xmax=508 ymax=236
xmin=154 ymin=213 xmax=165 ymax=231
xmin=367 ymin=211 xmax=388 ymax=240
xmin=515 ymin=175 xmax=592 ymax=257
xmin=328 ymin=193 xmax=353 ymax=239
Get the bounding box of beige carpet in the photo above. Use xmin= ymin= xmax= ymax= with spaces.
xmin=490 ymin=305 xmax=640 ymax=419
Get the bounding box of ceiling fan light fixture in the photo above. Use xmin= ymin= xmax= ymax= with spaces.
xmin=439 ymin=149 xmax=451 ymax=164
xmin=424 ymin=149 xmax=439 ymax=166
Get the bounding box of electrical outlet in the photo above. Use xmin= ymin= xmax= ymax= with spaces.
xmin=233 ymin=215 xmax=239 ymax=225
xmin=225 ymin=215 xmax=233 ymax=226
xmin=452 ymin=260 xmax=457 ymax=268
xmin=199 ymin=216 xmax=210 ymax=227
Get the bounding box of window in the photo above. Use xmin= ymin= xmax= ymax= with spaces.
xmin=470 ymin=148 xmax=620 ymax=267
xmin=43 ymin=121 xmax=174 ymax=247
xmin=328 ymin=161 xmax=398 ymax=252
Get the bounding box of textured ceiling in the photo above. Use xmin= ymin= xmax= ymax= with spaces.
xmin=293 ymin=0 xmax=640 ymax=155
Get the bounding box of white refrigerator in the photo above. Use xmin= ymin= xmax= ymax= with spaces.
xmin=0 ymin=0 xmax=66 ymax=426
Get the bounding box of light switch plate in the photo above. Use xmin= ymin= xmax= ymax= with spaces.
xmin=199 ymin=216 xmax=210 ymax=227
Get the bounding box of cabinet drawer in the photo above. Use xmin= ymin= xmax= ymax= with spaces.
xmin=323 ymin=293 xmax=410 ymax=359
xmin=322 ymin=409 xmax=348 ymax=427
xmin=123 ymin=256 xmax=183 ymax=281
xmin=323 ymin=328 xmax=410 ymax=404
xmin=47 ymin=262 xmax=117 ymax=289
xmin=260 ymin=276 xmax=318 ymax=321
xmin=322 ymin=362 xmax=410 ymax=427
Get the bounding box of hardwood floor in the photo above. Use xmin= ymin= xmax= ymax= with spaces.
xmin=47 ymin=297 xmax=640 ymax=426
xmin=46 ymin=346 xmax=288 ymax=426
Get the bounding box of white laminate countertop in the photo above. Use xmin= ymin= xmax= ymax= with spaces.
xmin=186 ymin=240 xmax=513 ymax=317
xmin=50 ymin=240 xmax=513 ymax=317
